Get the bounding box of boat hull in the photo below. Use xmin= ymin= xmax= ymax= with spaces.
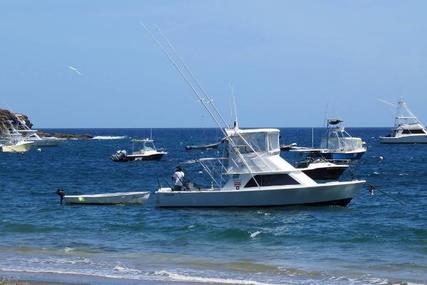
xmin=155 ymin=181 xmax=365 ymax=208
xmin=64 ymin=191 xmax=150 ymax=205
xmin=1 ymin=141 xmax=33 ymax=153
xmin=128 ymin=153 xmax=165 ymax=161
xmin=379 ymin=135 xmax=427 ymax=144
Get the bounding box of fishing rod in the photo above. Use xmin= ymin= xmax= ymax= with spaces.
xmin=139 ymin=21 xmax=268 ymax=187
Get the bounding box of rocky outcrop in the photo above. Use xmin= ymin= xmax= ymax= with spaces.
xmin=0 ymin=108 xmax=93 ymax=139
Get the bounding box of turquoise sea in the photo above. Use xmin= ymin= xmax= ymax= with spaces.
xmin=0 ymin=128 xmax=426 ymax=285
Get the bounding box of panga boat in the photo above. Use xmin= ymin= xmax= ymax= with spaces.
xmin=380 ymin=100 xmax=427 ymax=144
xmin=56 ymin=189 xmax=150 ymax=205
xmin=155 ymin=127 xmax=365 ymax=208
xmin=112 ymin=138 xmax=167 ymax=162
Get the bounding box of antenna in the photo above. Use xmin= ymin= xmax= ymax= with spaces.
xmin=231 ymin=84 xmax=238 ymax=129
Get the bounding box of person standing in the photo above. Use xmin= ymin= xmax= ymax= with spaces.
xmin=172 ymin=166 xmax=185 ymax=191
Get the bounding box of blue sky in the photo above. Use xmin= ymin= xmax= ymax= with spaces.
xmin=1 ymin=1 xmax=426 ymax=128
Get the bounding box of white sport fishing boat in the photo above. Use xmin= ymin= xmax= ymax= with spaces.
xmin=288 ymin=120 xmax=366 ymax=161
xmin=0 ymin=121 xmax=33 ymax=153
xmin=156 ymin=127 xmax=364 ymax=207
xmin=56 ymin=189 xmax=150 ymax=205
xmin=145 ymin=27 xmax=365 ymax=207
xmin=13 ymin=113 xmax=61 ymax=147
xmin=380 ymin=100 xmax=427 ymax=144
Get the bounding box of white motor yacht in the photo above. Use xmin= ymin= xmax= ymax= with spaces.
xmin=380 ymin=100 xmax=427 ymax=144
xmin=155 ymin=127 xmax=365 ymax=207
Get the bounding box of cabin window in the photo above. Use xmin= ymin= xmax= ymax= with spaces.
xmin=233 ymin=133 xmax=266 ymax=153
xmin=402 ymin=129 xmax=426 ymax=134
xmin=267 ymin=133 xmax=280 ymax=152
xmin=245 ymin=174 xmax=299 ymax=188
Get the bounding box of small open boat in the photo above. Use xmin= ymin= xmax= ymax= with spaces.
xmin=112 ymin=138 xmax=167 ymax=162
xmin=56 ymin=189 xmax=150 ymax=205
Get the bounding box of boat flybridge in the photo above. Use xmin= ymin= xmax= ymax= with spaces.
xmin=155 ymin=126 xmax=365 ymax=207
xmin=380 ymin=100 xmax=427 ymax=144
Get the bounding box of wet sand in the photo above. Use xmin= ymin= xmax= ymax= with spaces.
xmin=0 ymin=279 xmax=86 ymax=285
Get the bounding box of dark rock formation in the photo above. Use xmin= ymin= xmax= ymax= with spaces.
xmin=0 ymin=108 xmax=93 ymax=139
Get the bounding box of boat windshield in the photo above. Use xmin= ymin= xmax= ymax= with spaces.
xmin=230 ymin=131 xmax=279 ymax=154
xmin=143 ymin=142 xmax=155 ymax=151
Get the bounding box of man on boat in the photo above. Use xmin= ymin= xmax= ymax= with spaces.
xmin=172 ymin=166 xmax=185 ymax=191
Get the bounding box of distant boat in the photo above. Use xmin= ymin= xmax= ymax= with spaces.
xmin=292 ymin=120 xmax=366 ymax=160
xmin=56 ymin=189 xmax=150 ymax=205
xmin=0 ymin=121 xmax=33 ymax=153
xmin=112 ymin=138 xmax=167 ymax=162
xmin=379 ymin=100 xmax=427 ymax=144
xmin=13 ymin=113 xmax=61 ymax=147
xmin=20 ymin=130 xmax=62 ymax=147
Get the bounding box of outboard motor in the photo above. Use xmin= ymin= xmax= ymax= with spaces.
xmin=56 ymin=188 xmax=65 ymax=204
xmin=112 ymin=150 xmax=128 ymax=162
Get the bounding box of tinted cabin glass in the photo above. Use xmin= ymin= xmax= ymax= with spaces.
xmin=245 ymin=174 xmax=299 ymax=188
xmin=402 ymin=129 xmax=425 ymax=134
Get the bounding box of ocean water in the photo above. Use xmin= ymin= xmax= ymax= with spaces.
xmin=0 ymin=128 xmax=426 ymax=285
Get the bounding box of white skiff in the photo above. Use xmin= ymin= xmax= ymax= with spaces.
xmin=58 ymin=191 xmax=150 ymax=205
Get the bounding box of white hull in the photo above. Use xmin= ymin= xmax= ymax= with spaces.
xmin=155 ymin=180 xmax=365 ymax=207
xmin=1 ymin=141 xmax=33 ymax=153
xmin=64 ymin=191 xmax=150 ymax=205
xmin=379 ymin=135 xmax=427 ymax=144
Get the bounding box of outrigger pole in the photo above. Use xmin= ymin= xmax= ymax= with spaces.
xmin=139 ymin=21 xmax=265 ymax=187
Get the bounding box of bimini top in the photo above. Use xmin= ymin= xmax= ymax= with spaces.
xmin=327 ymin=119 xmax=343 ymax=125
